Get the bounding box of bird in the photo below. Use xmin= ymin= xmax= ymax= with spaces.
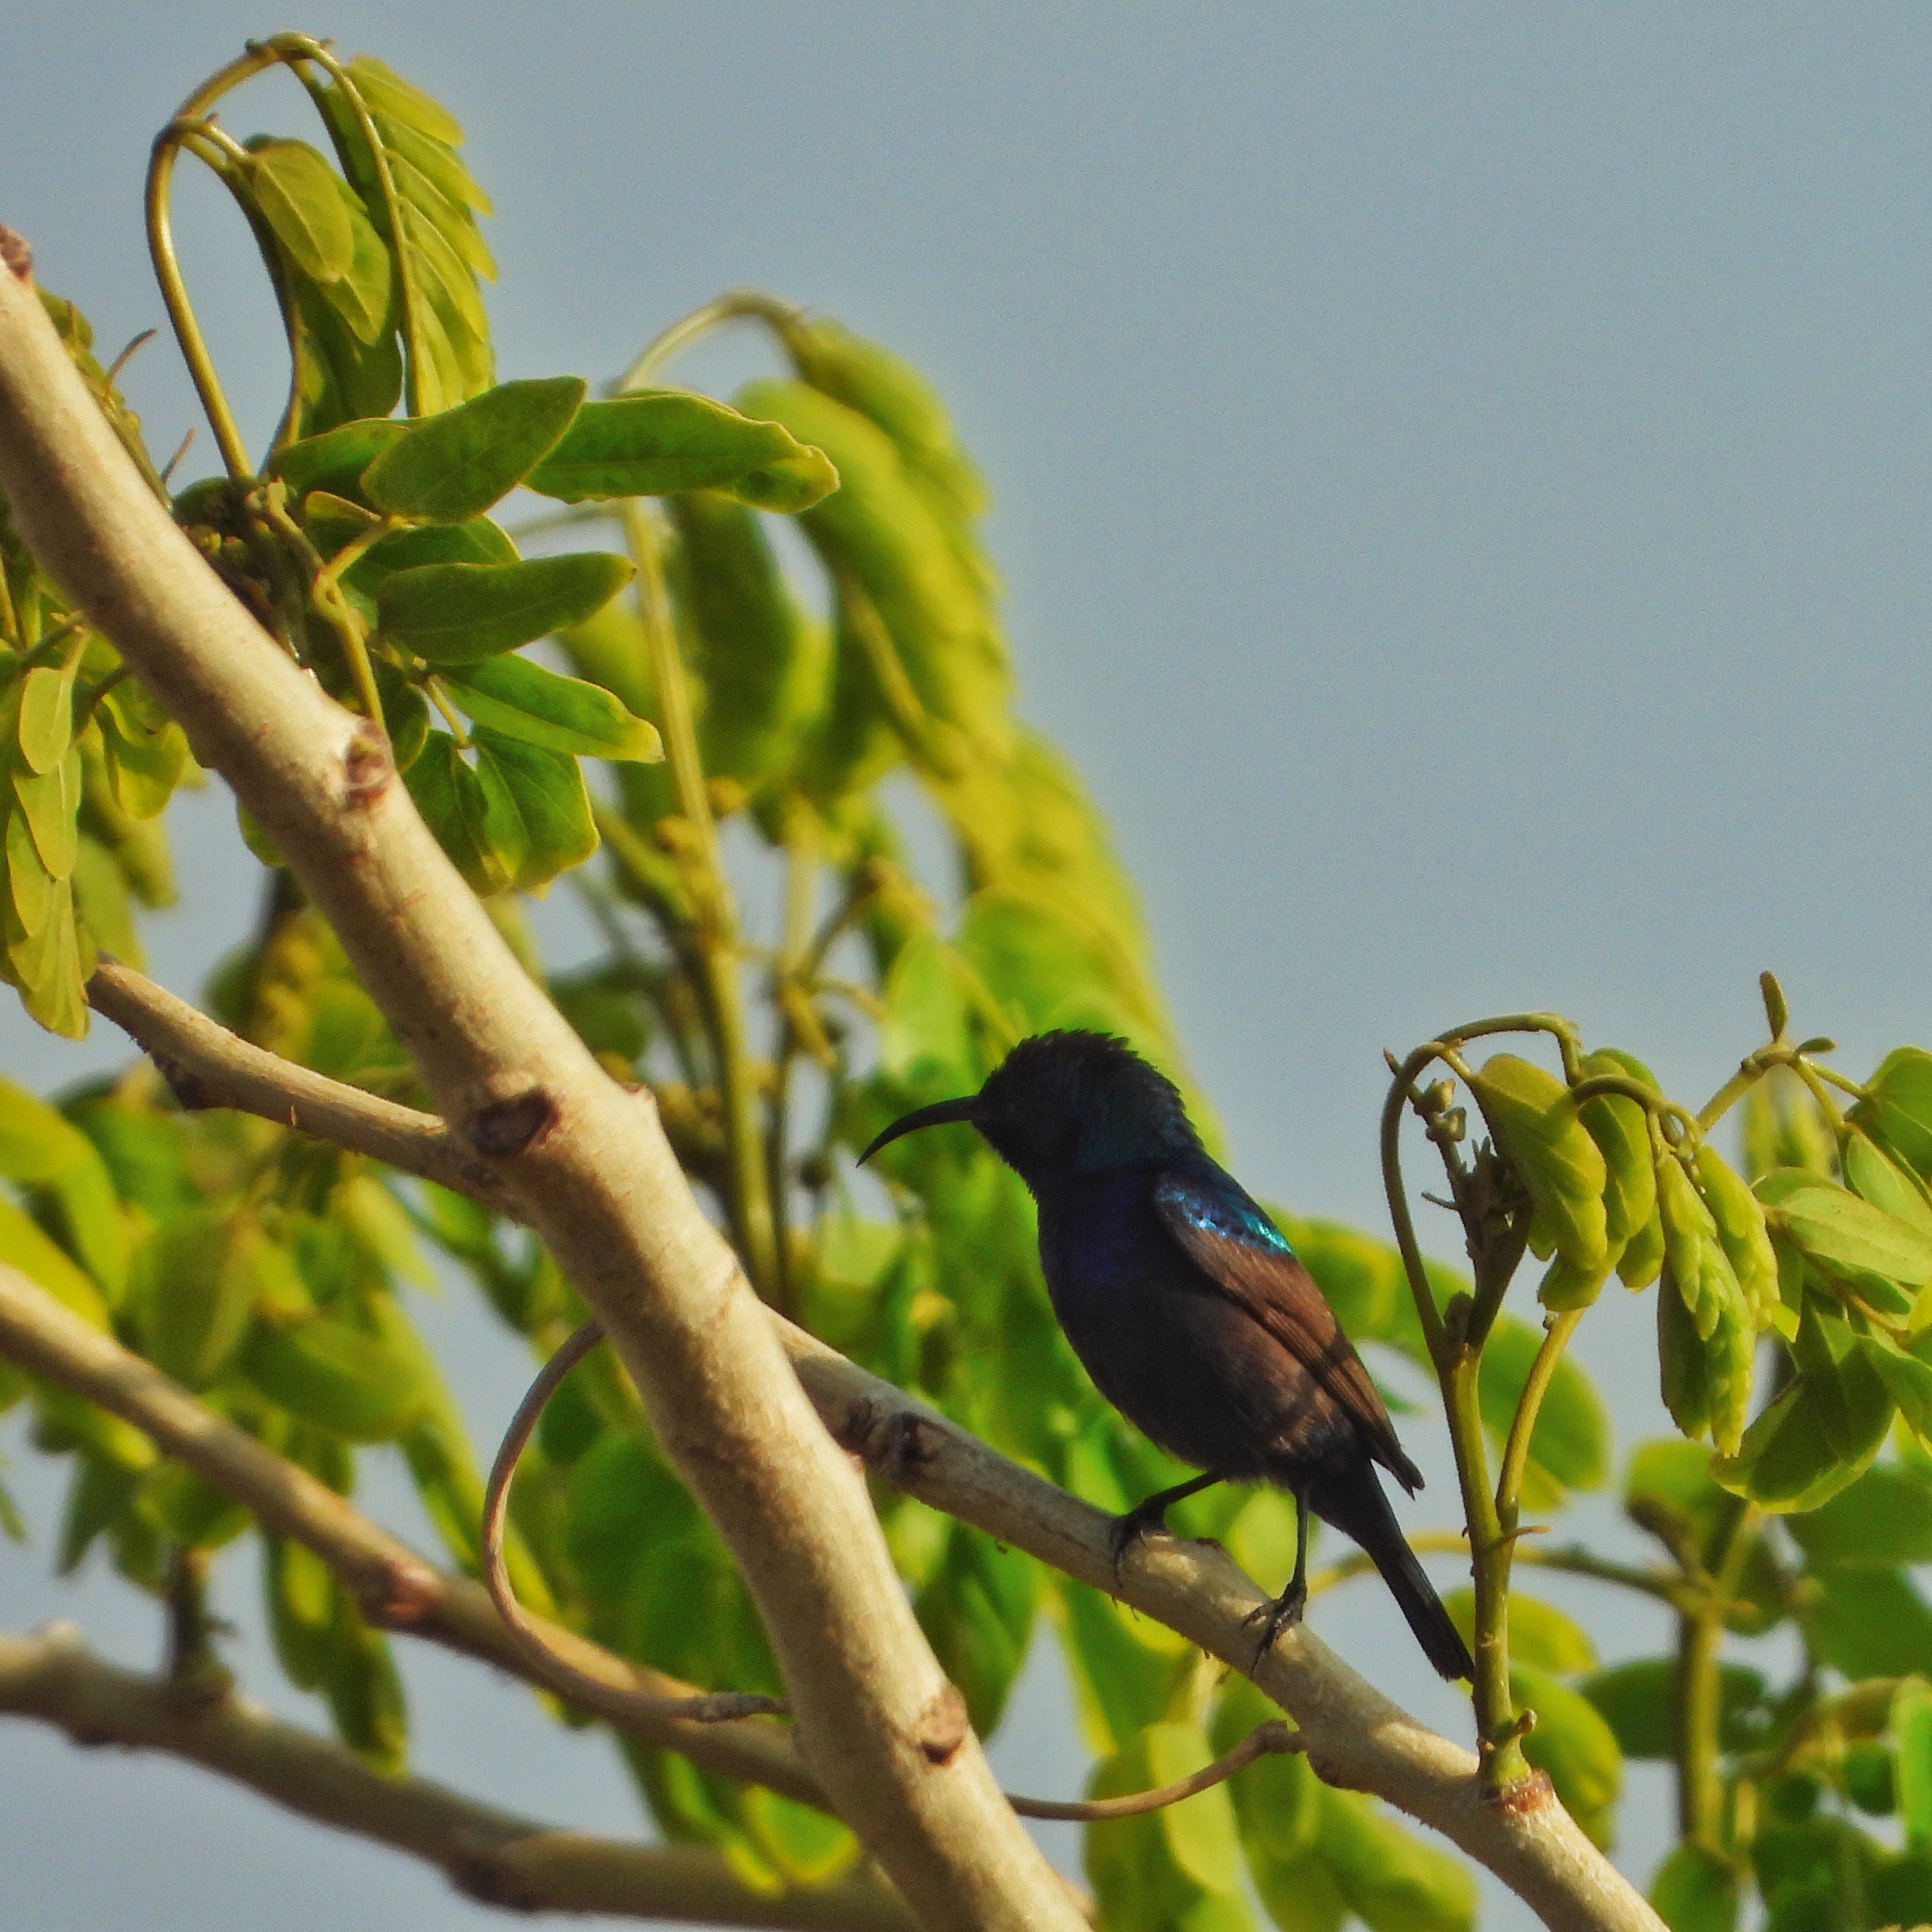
xmin=859 ymin=1029 xmax=1472 ymax=1681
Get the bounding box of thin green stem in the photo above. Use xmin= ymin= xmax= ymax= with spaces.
xmin=617 ymin=502 xmax=779 ymax=1300
xmin=1443 ymin=1354 xmax=1525 ymax=1781
xmin=1380 ymin=1047 xmax=1456 ymax=1368
xmin=283 ymin=502 xmax=402 ymax=724
xmin=615 ymin=289 xmax=803 ymax=395
xmin=147 ymin=118 xmax=257 ymax=481
xmin=1675 ymin=1610 xmax=1724 ymax=1844
xmin=422 ymin=676 xmax=471 ymax=749
xmin=0 ymin=552 xmax=19 ymax=651
xmin=1697 ymin=1043 xmax=1868 ymax=1135
xmin=1494 ymin=1308 xmax=1584 ymax=1532
xmin=765 ymin=818 xmax=822 ymax=1317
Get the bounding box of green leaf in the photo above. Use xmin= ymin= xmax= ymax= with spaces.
xmin=372 ymin=111 xmax=492 ymax=216
xmin=6 ymin=808 xmax=52 ymax=938
xmin=1315 ymin=1784 xmax=1478 ymax=1932
xmin=0 ymin=1074 xmax=103 ymax=1184
xmin=401 ymin=733 xmax=496 ymax=893
xmin=736 ymin=377 xmax=1013 ymax=758
xmin=470 ymin=730 xmax=598 ymax=891
xmin=346 ymin=54 xmax=464 ymax=147
xmin=363 ymin=376 xmax=585 ymax=523
xmin=1843 ymin=1128 xmax=1932 ymax=1232
xmin=442 ymin=655 xmax=661 ymax=761
xmin=244 ymin=1310 xmax=431 ymax=1440
xmin=129 ymin=1208 xmax=259 ymax=1390
xmin=269 ymin=419 xmax=410 ymax=506
xmin=1581 ymin=1656 xmax=1768 ymax=1759
xmin=1466 ymin=1055 xmax=1610 ymax=1278
xmin=1762 ymin=1179 xmax=1932 ymax=1299
xmin=1804 ymin=1568 xmax=1932 ymax=1680
xmin=1852 ymin=1047 xmax=1932 ymax=1179
xmin=245 ymin=139 xmax=355 ymax=283
xmin=1713 ymin=1320 xmax=1891 ymax=1512
xmin=0 ymin=1192 xmax=107 ymax=1329
xmin=1657 ymin=1252 xmax=1712 ymax=1443
xmin=524 ymin=392 xmax=838 ymax=511
xmin=98 ymin=682 xmax=189 ymax=820
xmin=1649 ymin=1841 xmax=1740 ymax=1932
xmin=1513 ymin=1663 xmax=1622 ymax=1850
xmin=343 ymin=516 xmax=519 ymax=597
xmin=1793 ymin=1292 xmax=1894 ymax=1460
xmin=1573 ymin=1049 xmax=1659 ymax=1276
xmin=14 ymin=745 xmax=80 ymax=879
xmin=671 ymin=491 xmax=830 ymax=791
xmin=1476 ymin=1312 xmax=1609 ymax=1502
xmin=377 ymin=553 xmax=632 ymax=665
xmin=1785 ymin=1462 xmax=1932 ymax=1567
xmin=316 ymin=180 xmax=393 ymax=344
xmin=1695 ymin=1143 xmax=1779 ymax=1323
xmin=1895 ymin=1678 xmax=1932 ymax=1848
xmin=1864 ymin=1334 xmax=1932 ymax=1450
xmin=17 ymin=658 xmax=77 ymax=775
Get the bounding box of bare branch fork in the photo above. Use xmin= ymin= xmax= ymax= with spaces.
xmin=0 ymin=239 xmax=1664 ymax=1931
xmin=0 ymin=1625 xmax=914 ymax=1931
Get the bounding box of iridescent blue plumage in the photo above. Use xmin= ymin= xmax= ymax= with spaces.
xmin=860 ymin=1029 xmax=1471 ymax=1680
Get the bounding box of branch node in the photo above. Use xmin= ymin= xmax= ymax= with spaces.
xmin=0 ymin=228 xmax=30 ymax=282
xmin=466 ymin=1091 xmax=558 ymax=1159
xmin=359 ymin=1556 xmax=443 ymax=1630
xmin=915 ymin=1683 xmax=969 ymax=1765
xmin=1482 ymin=1766 xmax=1555 ymax=1815
xmin=342 ymin=726 xmax=392 ymax=805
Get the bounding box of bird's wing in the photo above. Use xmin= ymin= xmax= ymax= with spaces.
xmin=1151 ymin=1169 xmax=1421 ymax=1490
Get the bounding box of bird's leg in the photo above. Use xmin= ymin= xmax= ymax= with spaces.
xmin=1107 ymin=1470 xmax=1225 ymax=1580
xmin=1244 ymin=1488 xmax=1311 ymax=1666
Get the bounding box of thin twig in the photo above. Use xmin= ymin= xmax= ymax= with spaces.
xmin=482 ymin=1319 xmax=789 ymax=1725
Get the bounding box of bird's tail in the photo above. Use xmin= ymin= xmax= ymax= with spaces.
xmin=1310 ymin=1464 xmax=1472 ymax=1682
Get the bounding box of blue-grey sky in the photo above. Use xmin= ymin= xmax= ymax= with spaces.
xmin=3 ymin=7 xmax=1929 ymax=1927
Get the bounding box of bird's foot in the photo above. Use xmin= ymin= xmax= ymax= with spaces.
xmin=1107 ymin=1498 xmax=1173 ymax=1584
xmin=1243 ymin=1581 xmax=1307 ymax=1669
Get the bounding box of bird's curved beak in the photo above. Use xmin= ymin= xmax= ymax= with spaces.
xmin=856 ymin=1094 xmax=981 ymax=1165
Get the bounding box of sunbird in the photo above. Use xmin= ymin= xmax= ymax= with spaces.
xmin=860 ymin=1029 xmax=1472 ymax=1681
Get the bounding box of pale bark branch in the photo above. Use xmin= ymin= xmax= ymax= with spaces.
xmin=0 ymin=1623 xmax=913 ymax=1929
xmin=88 ymin=957 xmax=505 ymax=1206
xmin=0 ymin=1259 xmax=820 ymax=1806
xmin=69 ymin=961 xmax=1666 ymax=1931
xmin=0 ymin=239 xmax=1079 ymax=1931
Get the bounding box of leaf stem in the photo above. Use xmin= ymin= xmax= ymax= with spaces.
xmin=618 ymin=501 xmax=779 ymax=1300
xmin=146 ymin=117 xmax=259 ymax=482
xmin=615 ymin=289 xmax=803 ymax=395
xmin=1494 ymin=1308 xmax=1584 ymax=1534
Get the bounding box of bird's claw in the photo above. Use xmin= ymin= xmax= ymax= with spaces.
xmin=1243 ymin=1583 xmax=1307 ymax=1668
xmin=1106 ymin=1501 xmax=1171 ymax=1584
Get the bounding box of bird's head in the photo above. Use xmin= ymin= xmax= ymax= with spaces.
xmin=858 ymin=1030 xmax=1202 ymax=1189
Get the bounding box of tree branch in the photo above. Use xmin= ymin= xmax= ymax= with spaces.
xmin=0 ymin=1260 xmax=819 ymax=1807
xmin=70 ymin=961 xmax=1665 ymax=1930
xmin=86 ymin=957 xmax=505 ymax=1206
xmin=0 ymin=236 xmax=1078 ymax=1931
xmin=0 ymin=1624 xmax=913 ymax=1930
